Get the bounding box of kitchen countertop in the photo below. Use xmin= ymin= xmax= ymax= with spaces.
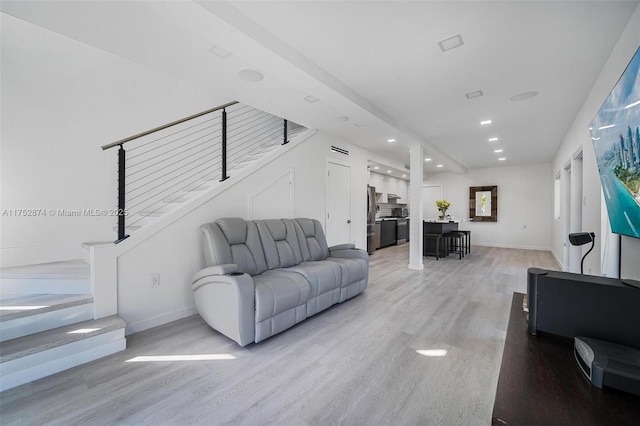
xmin=376 ymin=217 xmax=409 ymax=222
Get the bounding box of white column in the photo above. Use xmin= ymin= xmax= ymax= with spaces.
xmin=409 ymin=144 xmax=424 ymax=270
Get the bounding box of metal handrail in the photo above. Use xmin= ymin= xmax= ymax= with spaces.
xmin=101 ymin=101 xmax=238 ymax=151
xmin=104 ymin=100 xmax=305 ymax=243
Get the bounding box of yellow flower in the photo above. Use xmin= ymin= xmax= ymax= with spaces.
xmin=436 ymin=199 xmax=451 ymax=209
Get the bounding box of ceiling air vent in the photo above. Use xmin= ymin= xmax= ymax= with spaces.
xmin=330 ymin=146 xmax=349 ymax=156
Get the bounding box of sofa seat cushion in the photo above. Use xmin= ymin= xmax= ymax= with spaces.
xmin=280 ymin=261 xmax=342 ymax=316
xmin=328 ymin=257 xmax=368 ymax=286
xmin=282 ymin=261 xmax=341 ymax=295
xmin=254 ymin=270 xmax=311 ymax=322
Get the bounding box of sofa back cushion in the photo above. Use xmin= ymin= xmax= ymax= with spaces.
xmin=200 ymin=217 xmax=268 ymax=276
xmin=255 ymin=219 xmax=303 ymax=269
xmin=294 ymin=218 xmax=330 ymax=261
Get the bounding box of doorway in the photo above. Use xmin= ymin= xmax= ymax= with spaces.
xmin=326 ymin=161 xmax=351 ymax=246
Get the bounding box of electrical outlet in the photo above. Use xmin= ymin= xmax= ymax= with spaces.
xmin=151 ymin=273 xmax=160 ymax=288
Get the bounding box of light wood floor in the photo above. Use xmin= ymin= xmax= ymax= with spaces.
xmin=1 ymin=245 xmax=559 ymax=425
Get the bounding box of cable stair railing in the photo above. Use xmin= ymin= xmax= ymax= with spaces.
xmin=101 ymin=102 xmax=308 ymax=242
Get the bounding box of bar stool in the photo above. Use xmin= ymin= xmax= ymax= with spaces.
xmin=459 ymin=230 xmax=471 ymax=254
xmin=444 ymin=232 xmax=465 ymax=260
xmin=423 ymin=233 xmax=444 ymax=260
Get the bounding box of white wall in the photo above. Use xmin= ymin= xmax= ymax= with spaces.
xmin=113 ymin=130 xmax=370 ymax=334
xmin=551 ymin=3 xmax=640 ymax=279
xmin=425 ymin=163 xmax=553 ymax=251
xmin=0 ymin=13 xmax=230 ymax=267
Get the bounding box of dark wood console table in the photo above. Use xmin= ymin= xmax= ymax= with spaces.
xmin=492 ymin=293 xmax=640 ymax=425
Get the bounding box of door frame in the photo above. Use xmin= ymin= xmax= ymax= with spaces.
xmin=325 ymin=158 xmax=352 ymax=244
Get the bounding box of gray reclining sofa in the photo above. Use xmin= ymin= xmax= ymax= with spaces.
xmin=192 ymin=217 xmax=369 ymax=346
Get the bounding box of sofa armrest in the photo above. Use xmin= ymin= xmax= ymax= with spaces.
xmin=192 ymin=264 xmax=238 ymax=283
xmin=329 ymin=243 xmax=356 ymax=251
xmin=329 ymin=247 xmax=369 ymax=262
xmin=191 ymin=267 xmax=255 ymax=346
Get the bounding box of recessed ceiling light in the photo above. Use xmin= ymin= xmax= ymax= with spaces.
xmin=387 ymin=170 xmax=392 ymax=173
xmin=238 ymin=69 xmax=264 ymax=82
xmin=465 ymin=90 xmax=484 ymax=99
xmin=387 ymin=138 xmax=396 ymax=143
xmin=494 ymin=149 xmax=503 ymax=153
xmin=510 ymin=91 xmax=539 ymax=102
xmin=354 ymin=122 xmax=367 ymax=127
xmin=208 ymin=44 xmax=231 ymax=59
xmin=598 ymin=124 xmax=615 ymax=130
xmin=498 ymin=157 xmax=506 ymax=161
xmin=402 ymin=174 xmax=407 ymax=178
xmin=489 ymin=137 xmax=498 ymax=142
xmin=436 ymin=164 xmax=443 ymax=168
xmin=332 ymin=116 xmax=349 ymax=123
xmin=591 ymin=137 xmax=600 ymax=141
xmin=480 ymin=120 xmax=492 ymax=126
xmin=374 ymin=166 xmax=379 ymax=170
xmin=304 ymin=95 xmax=319 ymax=103
xmin=424 ymin=158 xmax=432 ymax=162
xmin=438 ymin=34 xmax=464 ymax=52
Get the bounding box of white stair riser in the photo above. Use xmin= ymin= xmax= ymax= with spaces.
xmin=0 ymin=278 xmax=91 ymax=295
xmin=1 ymin=304 xmax=94 ymax=342
xmin=0 ymin=329 xmax=125 ymax=392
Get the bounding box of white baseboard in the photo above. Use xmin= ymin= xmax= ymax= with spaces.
xmin=550 ymin=249 xmax=564 ymax=270
xmin=473 ymin=242 xmax=552 ymax=251
xmin=124 ymin=306 xmax=198 ymax=336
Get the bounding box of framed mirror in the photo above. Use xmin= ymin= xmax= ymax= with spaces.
xmin=469 ymin=186 xmax=497 ymax=222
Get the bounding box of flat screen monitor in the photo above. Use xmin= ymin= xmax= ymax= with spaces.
xmin=589 ymin=46 xmax=640 ymax=239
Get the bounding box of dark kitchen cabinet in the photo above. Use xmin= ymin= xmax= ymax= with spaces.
xmin=380 ymin=220 xmax=397 ymax=248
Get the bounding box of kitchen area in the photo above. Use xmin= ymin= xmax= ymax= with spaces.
xmin=367 ymin=167 xmax=410 ymax=255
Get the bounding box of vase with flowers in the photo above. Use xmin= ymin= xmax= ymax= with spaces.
xmin=436 ymin=199 xmax=451 ymax=219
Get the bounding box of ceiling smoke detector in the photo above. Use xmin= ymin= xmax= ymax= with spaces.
xmin=510 ymin=91 xmax=539 ymax=101
xmin=238 ymin=69 xmax=264 ymax=82
xmin=438 ymin=34 xmax=464 ymax=52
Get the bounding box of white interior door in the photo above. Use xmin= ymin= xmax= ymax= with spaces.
xmin=326 ymin=161 xmax=351 ymax=246
xmin=422 ymin=184 xmax=443 ymax=220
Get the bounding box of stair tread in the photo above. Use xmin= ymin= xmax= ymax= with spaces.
xmin=0 ymin=294 xmax=93 ymax=322
xmin=0 ymin=260 xmax=89 ymax=280
xmin=81 ymin=241 xmax=113 ymax=249
xmin=0 ymin=315 xmax=125 ymax=363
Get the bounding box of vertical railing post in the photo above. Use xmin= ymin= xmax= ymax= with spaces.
xmin=283 ymin=119 xmax=288 ymax=145
xmin=116 ymin=145 xmax=129 ymax=243
xmin=220 ymin=108 xmax=229 ymax=182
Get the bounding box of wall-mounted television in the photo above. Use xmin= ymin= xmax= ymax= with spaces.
xmin=590 ymin=46 xmax=640 ymax=239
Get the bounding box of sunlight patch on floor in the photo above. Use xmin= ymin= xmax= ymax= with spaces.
xmin=416 ymin=349 xmax=448 ymax=357
xmin=125 ymin=354 xmax=236 ymax=362
xmin=0 ymin=305 xmax=48 ymax=310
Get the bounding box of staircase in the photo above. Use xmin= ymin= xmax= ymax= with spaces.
xmin=0 ymin=102 xmax=308 ymax=391
xmin=104 ymin=101 xmax=309 ymax=238
xmin=118 ymin=137 xmax=288 ymax=236
xmin=0 ymin=260 xmax=126 ymax=392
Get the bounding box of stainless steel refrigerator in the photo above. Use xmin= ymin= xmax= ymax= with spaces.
xmin=367 ymin=185 xmax=376 ymax=254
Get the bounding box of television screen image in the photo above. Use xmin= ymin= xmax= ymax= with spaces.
xmin=590 ymin=46 xmax=640 ymax=239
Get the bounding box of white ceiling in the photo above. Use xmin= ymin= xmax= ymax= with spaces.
xmin=3 ymin=0 xmax=638 ymax=175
